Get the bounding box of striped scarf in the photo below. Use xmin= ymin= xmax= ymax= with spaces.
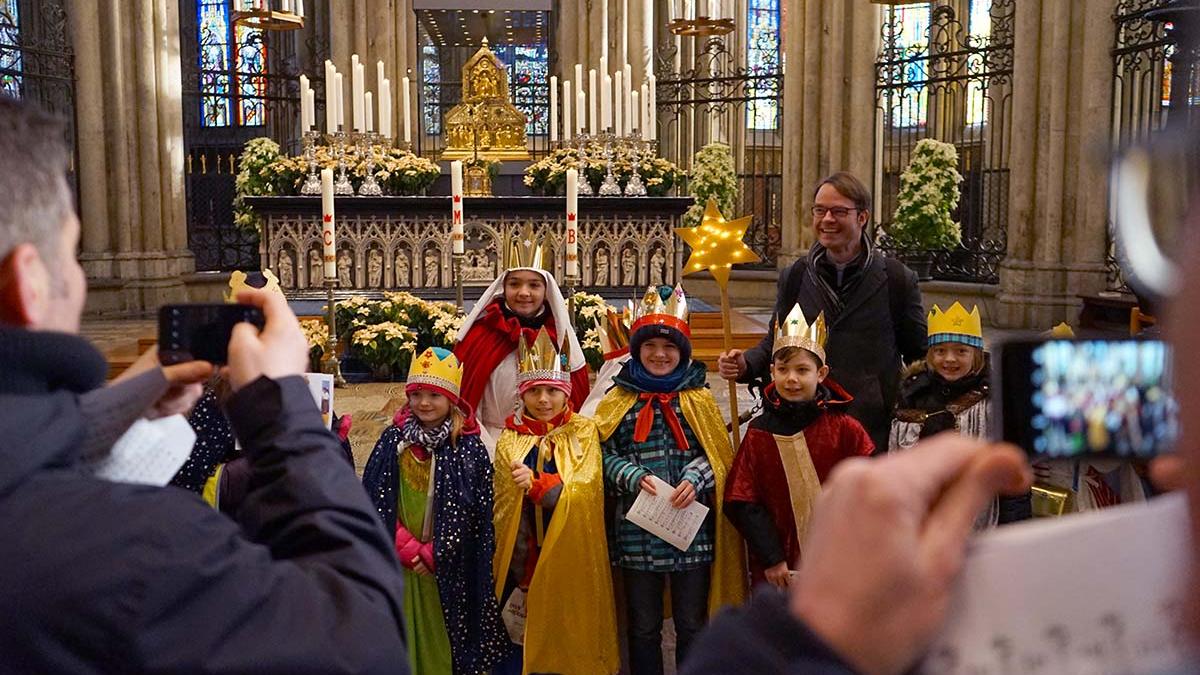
xmin=806 ymin=235 xmax=874 ymax=317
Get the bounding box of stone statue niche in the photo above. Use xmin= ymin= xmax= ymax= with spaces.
xmin=423 ymin=247 xmax=440 ymax=287
xmin=592 ymin=245 xmax=611 ymax=287
xmin=308 ymin=248 xmax=324 ymax=288
xmin=276 ymin=247 xmax=295 ymax=289
xmin=462 ymin=248 xmax=496 ymax=283
xmin=367 ymin=246 xmax=384 ymax=289
xmin=337 ymin=247 xmax=354 ymax=288
xmin=620 ymin=245 xmax=638 ymax=287
xmin=393 ymin=246 xmax=411 ymax=288
xmin=649 ymin=245 xmax=667 ymax=287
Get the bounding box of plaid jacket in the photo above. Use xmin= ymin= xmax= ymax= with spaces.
xmin=601 ymin=363 xmax=716 ymax=572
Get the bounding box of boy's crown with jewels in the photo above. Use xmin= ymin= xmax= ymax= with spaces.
xmin=631 ymin=285 xmax=690 ymax=337
xmin=772 ymin=304 xmax=828 ymax=363
xmin=517 ymin=327 xmax=571 ymax=385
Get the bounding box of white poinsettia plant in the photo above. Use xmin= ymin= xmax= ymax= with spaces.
xmin=886 ymin=138 xmax=964 ymax=250
xmin=569 ymin=291 xmax=611 ymax=372
xmin=683 ymin=142 xmax=738 ymax=228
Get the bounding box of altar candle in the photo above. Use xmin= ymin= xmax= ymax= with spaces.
xmin=400 ymin=77 xmax=411 ymax=143
xmin=377 ymin=60 xmax=385 ymax=96
xmin=589 ymin=69 xmax=598 ymax=134
xmin=630 ymin=89 xmax=639 ymax=134
xmin=566 ymin=168 xmax=579 ymax=278
xmin=640 ymin=82 xmax=649 ymax=139
xmin=613 ymin=70 xmax=623 ymax=136
xmin=353 ymin=58 xmax=365 ymax=132
xmin=450 ymin=161 xmax=464 ymax=255
xmin=623 ymin=63 xmax=632 ymax=130
xmin=364 ymin=92 xmax=373 ymax=132
xmin=381 ymin=78 xmax=392 ymax=139
xmin=321 ymin=169 xmax=336 ymax=280
xmin=296 ymin=0 xmax=303 ymax=17
xmin=335 ymin=72 xmax=345 ymax=129
xmin=550 ymin=75 xmax=558 ymax=143
xmin=306 ymin=87 xmax=316 ymax=131
xmin=577 ymin=90 xmax=586 ymax=133
xmin=324 ymin=61 xmax=337 ymax=132
xmin=299 ymin=74 xmax=311 ymax=131
xmin=563 ymin=80 xmax=573 ymax=142
xmin=282 ymin=0 xmax=292 ymax=12
xmin=602 ymin=74 xmax=612 ymax=131
xmin=648 ymin=74 xmax=657 ymax=141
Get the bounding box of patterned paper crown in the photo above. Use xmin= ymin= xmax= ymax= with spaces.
xmin=504 ymin=222 xmax=554 ymax=271
xmin=772 ymin=304 xmax=828 ymax=364
xmin=406 ymin=346 xmax=463 ymax=398
xmin=597 ymin=302 xmax=633 ymax=357
xmin=517 ymin=327 xmax=571 ymax=385
xmin=225 ymin=269 xmax=282 ymax=302
xmin=631 ymin=285 xmax=691 ymax=337
xmin=928 ymin=302 xmax=984 ymax=348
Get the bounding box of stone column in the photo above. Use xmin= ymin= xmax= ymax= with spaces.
xmin=994 ymin=0 xmax=1113 ymax=328
xmin=779 ymin=0 xmax=879 ymax=266
xmin=68 ymin=0 xmax=193 ymax=315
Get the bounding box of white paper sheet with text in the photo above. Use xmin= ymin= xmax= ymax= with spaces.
xmin=924 ymin=493 xmax=1193 ymax=675
xmin=624 ymin=475 xmax=710 ymax=552
xmin=87 ymin=415 xmax=196 ymax=486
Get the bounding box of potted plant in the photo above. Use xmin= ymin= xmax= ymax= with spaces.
xmin=683 ymin=142 xmax=738 ymax=228
xmin=568 ymin=291 xmax=611 ymax=372
xmin=885 ymin=138 xmax=964 ymax=280
xmin=350 ymin=321 xmax=419 ymax=381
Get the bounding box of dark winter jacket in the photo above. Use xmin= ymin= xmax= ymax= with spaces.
xmin=0 ymin=326 xmax=408 ymax=673
xmin=742 ymin=243 xmax=927 ymax=452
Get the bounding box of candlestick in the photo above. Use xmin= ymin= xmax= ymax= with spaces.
xmin=321 ymin=168 xmax=336 ymax=279
xmin=589 ymin=69 xmax=598 ymax=134
xmin=566 ymin=168 xmax=579 ymax=278
xmin=550 ymin=75 xmax=558 ymax=144
xmin=400 ymin=77 xmax=411 ymax=143
xmin=324 ymin=61 xmax=337 ymax=132
xmin=450 ymin=161 xmax=464 ymax=255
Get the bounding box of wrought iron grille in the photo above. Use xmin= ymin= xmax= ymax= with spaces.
xmin=180 ymin=0 xmax=329 ymax=272
xmin=0 ymin=0 xmax=76 ymax=193
xmin=654 ymin=35 xmax=783 ymax=269
xmin=873 ymin=1 xmax=1013 ymax=284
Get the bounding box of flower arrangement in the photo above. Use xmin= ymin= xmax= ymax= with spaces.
xmin=523 ymin=143 xmax=683 ymax=197
xmin=332 ymin=293 xmax=463 ymax=380
xmin=683 ymin=142 xmax=738 ymax=228
xmin=569 ymin=291 xmax=611 ymax=372
xmin=233 ymin=137 xmax=441 ymax=233
xmin=351 ymin=322 xmax=419 ymax=379
xmin=886 ymin=138 xmax=964 ymax=250
xmin=300 ymin=317 xmax=330 ymax=371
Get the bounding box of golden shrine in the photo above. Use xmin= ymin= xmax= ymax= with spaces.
xmin=443 ymin=38 xmax=530 ymax=161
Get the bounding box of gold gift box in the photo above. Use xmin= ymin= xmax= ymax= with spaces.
xmin=1031 ymin=482 xmax=1074 ymax=518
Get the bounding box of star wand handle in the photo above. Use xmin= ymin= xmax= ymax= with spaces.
xmin=720 ymin=284 xmax=741 ymax=448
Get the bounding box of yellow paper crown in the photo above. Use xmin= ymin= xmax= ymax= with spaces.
xmin=597 ymin=303 xmax=632 ymax=356
xmin=225 ymin=269 xmax=282 ymax=302
xmin=504 ymin=222 xmax=553 ymax=271
xmin=517 ymin=327 xmax=571 ymax=384
xmin=406 ymin=347 xmax=463 ymax=397
xmin=927 ymin=302 xmax=984 ymax=348
xmin=631 ymin=285 xmax=690 ymax=336
xmin=773 ymin=304 xmax=828 ymax=364
xmin=1048 ymin=322 xmax=1076 ymax=338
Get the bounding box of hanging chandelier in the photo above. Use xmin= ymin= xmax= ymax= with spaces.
xmin=668 ymin=1 xmax=734 ymax=37
xmin=233 ymin=0 xmax=305 ymax=32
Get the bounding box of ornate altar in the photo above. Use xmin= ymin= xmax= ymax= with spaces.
xmin=243 ymin=196 xmax=693 ymax=300
xmin=443 ymin=39 xmax=529 ymax=161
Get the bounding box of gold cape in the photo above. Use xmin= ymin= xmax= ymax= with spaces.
xmin=492 ymin=414 xmax=620 ymax=675
xmin=593 ymin=387 xmax=748 ymax=615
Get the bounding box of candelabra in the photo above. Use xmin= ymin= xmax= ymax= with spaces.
xmin=575 ymin=134 xmax=595 ymax=196
xmin=332 ymin=131 xmax=354 ymax=195
xmin=321 ymin=278 xmax=347 ymax=387
xmin=357 ymin=132 xmax=383 ymax=196
xmin=598 ymin=130 xmax=623 ymax=196
xmin=299 ymin=130 xmax=322 ymax=195
xmin=623 ymin=136 xmax=648 ymax=197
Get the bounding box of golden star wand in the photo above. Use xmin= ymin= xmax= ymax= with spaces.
xmin=676 ymin=199 xmax=760 ymax=448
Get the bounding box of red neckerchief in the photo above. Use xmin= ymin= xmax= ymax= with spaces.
xmin=633 ymin=392 xmax=690 ymax=450
xmin=454 ymin=299 xmax=556 ymax=411
xmin=505 ymin=408 xmax=572 ymax=437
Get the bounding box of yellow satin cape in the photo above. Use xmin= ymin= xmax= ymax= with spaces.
xmin=593 ymin=386 xmax=748 ymax=615
xmin=492 ymin=414 xmax=620 ymax=675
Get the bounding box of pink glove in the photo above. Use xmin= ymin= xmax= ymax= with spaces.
xmin=394 ymin=524 xmax=418 ymax=568
xmin=418 ymin=541 xmax=436 ymax=573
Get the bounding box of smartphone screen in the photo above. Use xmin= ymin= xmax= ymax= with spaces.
xmin=998 ymin=339 xmax=1179 ymax=459
xmin=158 ymin=304 xmax=265 ymax=366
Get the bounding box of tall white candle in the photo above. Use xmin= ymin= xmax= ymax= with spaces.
xmin=623 ymin=63 xmax=633 ymax=130
xmin=630 ymin=89 xmax=639 ymax=134
xmin=550 ymin=75 xmax=558 ymax=143
xmin=381 ymin=78 xmax=392 ymax=139
xmin=282 ymin=0 xmax=292 ymax=12
xmin=305 ymin=87 xmax=315 ymax=131
xmin=563 ymin=81 xmax=573 ymax=142
xmin=574 ymin=64 xmax=583 ymax=108
xmin=589 ymin=69 xmax=598 ymax=134
xmin=450 ymin=161 xmax=464 ymax=255
xmin=324 ymin=61 xmax=337 ymax=132
xmin=602 ymin=74 xmax=612 ymax=131
xmin=335 ymin=72 xmax=345 ymax=129
xmin=648 ymin=74 xmax=657 ymax=141
xmin=299 ymin=74 xmax=311 ymax=131
xmin=377 ymin=60 xmax=385 ymax=97
xmin=296 ymin=0 xmax=303 ymax=17
xmin=621 ymin=0 xmax=629 ymax=65
xmin=640 ymin=83 xmax=649 ymax=139
xmin=601 ymin=0 xmax=609 ymax=71
xmin=364 ymin=92 xmax=373 ymax=132
xmin=353 ymin=60 xmax=366 ymax=132
xmin=401 ymin=77 xmax=411 ymax=143
xmin=577 ymin=90 xmax=586 ymax=133
xmin=613 ymin=71 xmax=622 ymax=136
xmin=565 ymin=168 xmax=579 ymax=278
xmin=321 ymin=169 xmax=336 ymax=279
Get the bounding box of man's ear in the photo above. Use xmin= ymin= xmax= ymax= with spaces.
xmin=0 ymin=243 xmax=50 ymax=327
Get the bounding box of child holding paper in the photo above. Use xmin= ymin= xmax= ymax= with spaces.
xmin=593 ymin=285 xmax=746 ymax=675
xmin=723 ymin=304 xmax=873 ymax=589
xmin=492 ymin=329 xmax=618 ymax=675
xmin=361 ymin=347 xmax=510 ymax=674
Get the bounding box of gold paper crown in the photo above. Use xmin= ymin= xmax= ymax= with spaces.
xmin=407 ymin=347 xmax=463 ymax=398
xmin=517 ymin=327 xmax=571 ymax=384
xmin=1048 ymin=322 xmax=1076 ymax=338
xmin=631 ymin=285 xmax=690 ymax=336
xmin=504 ymin=222 xmax=553 ymax=271
xmin=597 ymin=303 xmax=633 ymax=356
xmin=225 ymin=269 xmax=282 ymax=302
xmin=772 ymin=304 xmax=828 ymax=363
xmin=927 ymin=302 xmax=984 ymax=348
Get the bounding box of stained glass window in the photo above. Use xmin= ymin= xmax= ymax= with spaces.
xmin=965 ymin=0 xmax=991 ymax=126
xmin=494 ymin=44 xmax=548 ymax=136
xmin=883 ymin=3 xmax=931 ymax=128
xmin=746 ymin=0 xmax=781 ymax=130
xmin=198 ymin=0 xmax=266 ymax=128
xmin=0 ymin=0 xmax=20 ymax=97
xmin=421 ymin=44 xmax=441 ymax=135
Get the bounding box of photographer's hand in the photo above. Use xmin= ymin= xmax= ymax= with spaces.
xmin=226 ymin=289 xmax=308 ymax=392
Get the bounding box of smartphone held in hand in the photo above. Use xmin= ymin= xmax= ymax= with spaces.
xmin=158 ymin=304 xmax=266 ymax=366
